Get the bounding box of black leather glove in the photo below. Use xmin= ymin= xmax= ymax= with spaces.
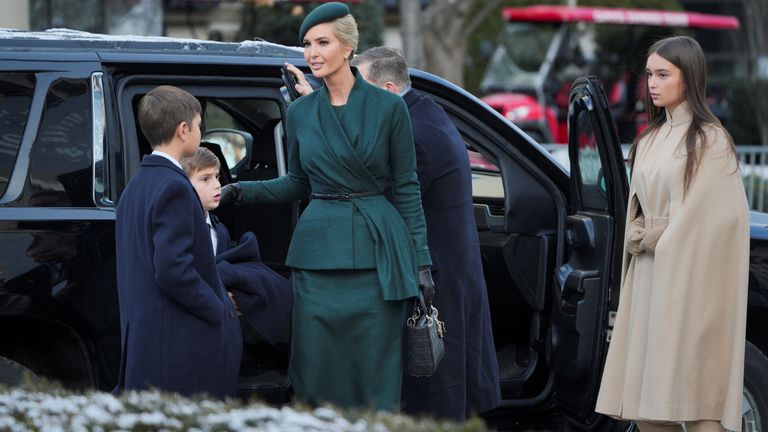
xmin=220 ymin=183 xmax=243 ymax=206
xmin=418 ymin=266 xmax=435 ymax=307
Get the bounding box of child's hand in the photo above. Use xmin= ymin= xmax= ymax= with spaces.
xmin=227 ymin=291 xmax=242 ymax=315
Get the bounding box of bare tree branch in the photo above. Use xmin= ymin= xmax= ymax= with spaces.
xmin=422 ymin=0 xmax=472 ymax=25
xmin=463 ymin=0 xmax=502 ymax=40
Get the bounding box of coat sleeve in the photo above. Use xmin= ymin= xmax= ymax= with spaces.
xmin=413 ymin=136 xmax=434 ymax=195
xmin=240 ymin=107 xmax=310 ymax=203
xmin=389 ymin=99 xmax=432 ymax=267
xmin=151 ymin=180 xmax=224 ymax=325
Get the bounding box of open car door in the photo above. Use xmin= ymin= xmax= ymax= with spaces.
xmin=548 ymin=76 xmax=629 ymax=427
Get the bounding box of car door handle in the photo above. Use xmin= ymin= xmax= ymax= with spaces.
xmin=556 ymin=263 xmax=599 ymax=299
xmin=565 ymin=214 xmax=596 ymax=251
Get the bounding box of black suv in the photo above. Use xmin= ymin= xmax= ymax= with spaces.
xmin=1 ymin=31 xmax=767 ymax=431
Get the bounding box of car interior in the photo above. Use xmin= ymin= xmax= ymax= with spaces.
xmin=441 ymin=102 xmax=564 ymax=403
xmin=123 ymin=77 xmax=570 ymax=406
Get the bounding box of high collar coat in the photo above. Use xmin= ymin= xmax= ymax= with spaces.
xmin=595 ymin=102 xmax=750 ymax=431
xmin=240 ymin=70 xmax=431 ymax=300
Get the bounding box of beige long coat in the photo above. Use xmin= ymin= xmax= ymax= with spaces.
xmin=595 ymin=101 xmax=750 ymax=431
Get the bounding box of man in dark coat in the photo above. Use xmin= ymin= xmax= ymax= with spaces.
xmin=115 ymin=86 xmax=241 ymax=399
xmin=351 ymin=48 xmax=501 ymax=420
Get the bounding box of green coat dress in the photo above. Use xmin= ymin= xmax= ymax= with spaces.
xmin=240 ymin=70 xmax=431 ymax=410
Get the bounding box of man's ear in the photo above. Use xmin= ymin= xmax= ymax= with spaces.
xmin=176 ymin=120 xmax=189 ymax=141
xmin=384 ymin=81 xmax=400 ymax=94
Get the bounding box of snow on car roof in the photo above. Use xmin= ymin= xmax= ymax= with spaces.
xmin=0 ymin=28 xmax=304 ymax=57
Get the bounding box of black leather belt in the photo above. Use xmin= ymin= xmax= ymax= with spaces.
xmin=311 ymin=191 xmax=381 ymax=201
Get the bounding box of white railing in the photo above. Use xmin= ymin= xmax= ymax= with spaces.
xmin=738 ymin=146 xmax=768 ymax=212
xmin=540 ymin=143 xmax=768 ymax=212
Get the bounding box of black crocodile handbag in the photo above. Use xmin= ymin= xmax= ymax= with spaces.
xmin=406 ymin=292 xmax=446 ymax=377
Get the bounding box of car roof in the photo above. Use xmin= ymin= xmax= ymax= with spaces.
xmin=0 ymin=28 xmax=305 ymax=59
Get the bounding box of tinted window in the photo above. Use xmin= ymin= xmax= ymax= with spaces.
xmin=573 ymin=108 xmax=608 ymax=212
xmin=23 ymin=79 xmax=92 ymax=207
xmin=0 ymin=73 xmax=35 ymax=199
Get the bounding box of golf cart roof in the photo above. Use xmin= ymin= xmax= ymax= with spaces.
xmin=502 ymin=6 xmax=740 ymax=30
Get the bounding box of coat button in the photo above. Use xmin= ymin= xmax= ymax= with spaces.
xmin=229 ymin=310 xmax=235 ymax=318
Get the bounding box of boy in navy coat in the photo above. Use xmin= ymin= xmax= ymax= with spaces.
xmin=115 ymin=85 xmax=241 ymax=399
xmin=181 ymin=147 xmax=293 ymax=346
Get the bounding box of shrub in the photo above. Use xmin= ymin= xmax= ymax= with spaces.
xmin=0 ymin=384 xmax=489 ymax=432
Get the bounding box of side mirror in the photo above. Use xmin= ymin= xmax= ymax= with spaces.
xmin=202 ymin=129 xmax=254 ymax=176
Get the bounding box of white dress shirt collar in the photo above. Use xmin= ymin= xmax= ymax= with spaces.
xmin=206 ymin=212 xmax=218 ymax=254
xmin=151 ymin=150 xmax=183 ymax=170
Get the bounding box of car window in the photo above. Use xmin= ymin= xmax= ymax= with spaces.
xmin=0 ymin=73 xmax=35 ymax=199
xmin=202 ymin=98 xmax=281 ymax=177
xmin=572 ymin=108 xmax=608 ymax=212
xmin=22 ymin=78 xmax=92 ymax=207
xmin=205 ymin=101 xmax=245 ymax=131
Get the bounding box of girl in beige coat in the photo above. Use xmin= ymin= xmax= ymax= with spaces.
xmin=595 ymin=36 xmax=750 ymax=432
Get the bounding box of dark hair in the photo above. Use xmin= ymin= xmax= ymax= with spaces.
xmin=180 ymin=147 xmax=220 ymax=178
xmin=350 ymin=46 xmax=411 ymax=88
xmin=138 ymin=85 xmax=201 ymax=148
xmin=629 ymin=35 xmax=736 ymax=195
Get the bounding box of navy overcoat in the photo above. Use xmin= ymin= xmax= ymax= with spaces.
xmin=115 ymin=154 xmax=241 ymax=399
xmin=212 ymin=218 xmax=293 ymax=346
xmin=401 ymin=90 xmax=501 ymax=420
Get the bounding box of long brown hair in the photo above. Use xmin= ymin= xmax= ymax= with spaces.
xmin=628 ymin=36 xmax=736 ymax=194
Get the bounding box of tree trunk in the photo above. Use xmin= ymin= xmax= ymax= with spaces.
xmin=399 ymin=0 xmax=425 ymax=70
xmin=423 ymin=29 xmax=466 ymax=85
xmin=420 ymin=0 xmax=500 ymax=88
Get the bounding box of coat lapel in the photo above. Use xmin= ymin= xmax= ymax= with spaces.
xmin=312 ymin=72 xmax=380 ymax=192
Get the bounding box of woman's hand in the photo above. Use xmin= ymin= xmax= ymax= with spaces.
xmin=418 ymin=267 xmax=435 ymax=306
xmin=220 ymin=183 xmax=243 ymax=206
xmin=284 ymin=63 xmax=314 ymax=97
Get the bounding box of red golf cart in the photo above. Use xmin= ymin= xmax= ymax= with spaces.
xmin=480 ymin=5 xmax=740 ymax=143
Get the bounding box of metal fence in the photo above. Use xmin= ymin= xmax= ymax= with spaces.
xmin=738 ymin=146 xmax=768 ymax=212
xmin=540 ymin=144 xmax=768 ymax=212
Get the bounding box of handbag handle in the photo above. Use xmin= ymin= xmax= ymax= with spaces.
xmin=412 ymin=290 xmax=446 ymax=338
xmin=416 ymin=290 xmax=435 ymax=318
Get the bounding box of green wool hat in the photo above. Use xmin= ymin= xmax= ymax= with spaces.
xmin=299 ymin=2 xmax=350 ymax=43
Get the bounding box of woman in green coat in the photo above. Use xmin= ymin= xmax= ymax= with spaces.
xmin=222 ymin=2 xmax=433 ymax=411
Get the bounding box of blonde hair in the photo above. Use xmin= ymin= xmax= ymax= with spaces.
xmin=333 ymin=14 xmax=358 ymax=59
xmin=181 ymin=147 xmax=220 ymax=178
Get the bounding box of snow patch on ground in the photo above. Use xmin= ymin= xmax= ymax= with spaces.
xmin=0 ymin=388 xmax=477 ymax=432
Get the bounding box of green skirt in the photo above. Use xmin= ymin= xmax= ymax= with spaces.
xmin=289 ymin=269 xmax=408 ymax=411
